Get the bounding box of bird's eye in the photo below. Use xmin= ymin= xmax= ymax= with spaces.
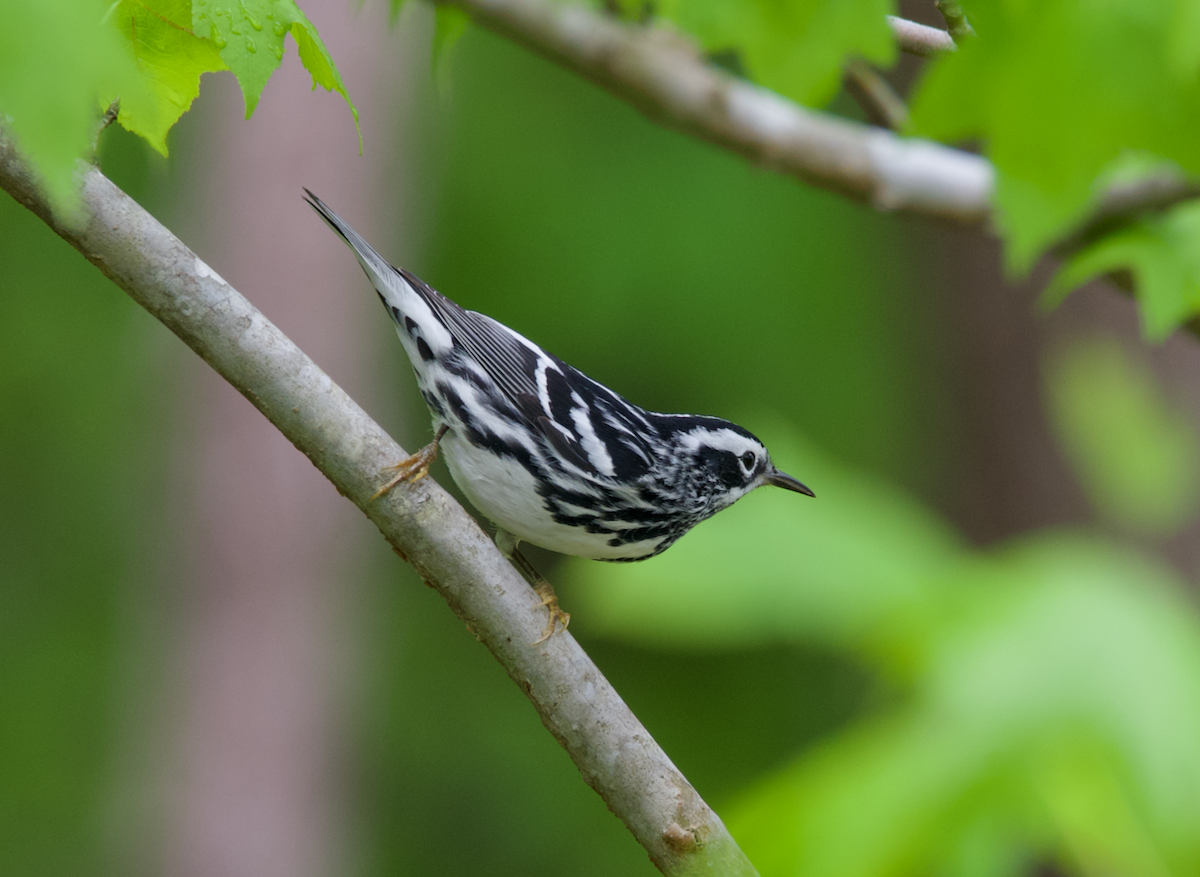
xmin=740 ymin=451 xmax=756 ymax=471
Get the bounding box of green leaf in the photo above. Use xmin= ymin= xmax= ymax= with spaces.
xmin=1047 ymin=201 xmax=1200 ymax=338
xmin=289 ymin=9 xmax=361 ymax=149
xmin=192 ymin=0 xmax=358 ymax=145
xmin=1 ymin=0 xmax=353 ymax=211
xmin=1044 ymin=335 xmax=1200 ymax=535
xmin=910 ymin=0 xmax=1200 ymax=273
xmin=109 ymin=0 xmax=228 ymax=155
xmin=730 ymin=536 xmax=1200 ymax=876
xmin=568 ymin=431 xmax=962 ymax=653
xmin=657 ymin=0 xmax=897 ymax=107
xmin=1168 ymin=0 xmax=1200 ymax=76
xmin=0 ymin=0 xmax=148 ymax=219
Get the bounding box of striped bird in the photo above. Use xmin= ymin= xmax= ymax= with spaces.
xmin=305 ymin=190 xmax=812 ymax=641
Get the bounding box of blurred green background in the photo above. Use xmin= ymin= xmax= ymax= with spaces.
xmin=6 ymin=5 xmax=1200 ymax=877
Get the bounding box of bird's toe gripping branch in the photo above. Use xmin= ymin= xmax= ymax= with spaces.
xmin=371 ymin=424 xmax=449 ymax=500
xmin=497 ymin=531 xmax=572 ymax=644
xmin=532 ymin=579 xmax=571 ymax=645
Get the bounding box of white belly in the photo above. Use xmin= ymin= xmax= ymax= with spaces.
xmin=440 ymin=431 xmax=659 ymax=560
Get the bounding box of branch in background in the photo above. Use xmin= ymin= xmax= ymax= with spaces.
xmin=1053 ymin=171 xmax=1200 ymax=256
xmin=0 ymin=130 xmax=759 ymax=877
xmin=442 ymin=0 xmax=1200 ymax=267
xmin=843 ymin=58 xmax=908 ymax=131
xmin=886 ymin=14 xmax=956 ymax=56
xmin=441 ymin=0 xmax=994 ymax=223
xmin=1050 ymin=168 xmax=1200 ymax=340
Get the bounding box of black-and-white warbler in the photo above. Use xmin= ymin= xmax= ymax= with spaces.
xmin=305 ymin=190 xmax=813 ymax=641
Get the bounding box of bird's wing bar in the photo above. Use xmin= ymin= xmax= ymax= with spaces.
xmin=440 ymin=305 xmax=604 ymax=476
xmin=538 ymin=416 xmax=600 ymax=474
xmin=400 ymin=270 xmax=609 ymax=476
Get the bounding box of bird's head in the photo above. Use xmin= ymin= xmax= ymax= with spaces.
xmin=668 ymin=419 xmax=814 ymax=514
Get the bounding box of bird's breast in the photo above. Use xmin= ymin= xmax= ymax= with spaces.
xmin=439 ymin=431 xmax=673 ymax=561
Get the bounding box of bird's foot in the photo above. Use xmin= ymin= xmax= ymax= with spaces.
xmin=498 ymin=537 xmax=571 ymax=644
xmin=371 ymin=443 xmax=438 ymax=499
xmin=532 ymin=579 xmax=571 ymax=644
xmin=371 ymin=425 xmax=448 ymax=500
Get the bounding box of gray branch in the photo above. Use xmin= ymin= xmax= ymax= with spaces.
xmin=887 ymin=15 xmax=957 ymax=57
xmin=441 ymin=0 xmax=1197 ymax=237
xmin=439 ymin=0 xmax=994 ymax=223
xmin=0 ymin=131 xmax=757 ymax=877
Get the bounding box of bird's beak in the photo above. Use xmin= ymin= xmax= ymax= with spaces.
xmin=767 ymin=468 xmax=815 ymax=497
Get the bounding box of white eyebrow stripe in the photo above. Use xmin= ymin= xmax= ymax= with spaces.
xmin=678 ymin=427 xmax=760 ymax=454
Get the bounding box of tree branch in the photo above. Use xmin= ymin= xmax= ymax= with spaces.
xmin=843 ymin=58 xmax=909 ymax=131
xmin=887 ymin=15 xmax=957 ymax=57
xmin=1052 ymin=170 xmax=1200 ymax=256
xmin=440 ymin=0 xmax=1198 ymax=240
xmin=0 ymin=130 xmax=758 ymax=877
xmin=439 ymin=0 xmax=994 ymax=223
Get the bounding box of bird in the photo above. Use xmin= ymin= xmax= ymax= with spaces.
xmin=304 ymin=190 xmax=814 ymax=643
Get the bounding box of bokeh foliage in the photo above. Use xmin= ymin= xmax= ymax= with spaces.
xmin=592 ymin=0 xmax=1200 ymax=338
xmin=5 ymin=2 xmax=1200 ymax=877
xmin=12 ymin=0 xmax=1200 ymax=332
xmin=0 ymin=135 xmax=164 ymax=876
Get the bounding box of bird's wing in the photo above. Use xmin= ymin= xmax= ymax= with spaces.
xmin=395 ymin=267 xmax=542 ymax=401
xmin=304 ymin=190 xmax=647 ymax=478
xmin=399 ymin=270 xmax=642 ymax=477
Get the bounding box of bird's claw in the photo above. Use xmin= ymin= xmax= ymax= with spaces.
xmin=532 ymin=580 xmax=570 ymax=644
xmin=371 ymin=441 xmax=439 ymax=500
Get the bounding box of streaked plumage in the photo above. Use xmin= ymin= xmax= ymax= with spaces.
xmin=305 ymin=190 xmax=813 ymax=569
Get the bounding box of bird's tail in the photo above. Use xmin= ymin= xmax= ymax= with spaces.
xmin=304 ymin=189 xmax=456 ymax=360
xmin=303 ymin=189 xmax=399 ymax=297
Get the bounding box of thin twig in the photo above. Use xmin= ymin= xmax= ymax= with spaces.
xmin=1052 ymin=171 xmax=1200 ymax=256
xmin=0 ymin=128 xmax=760 ymax=877
xmin=886 ymin=15 xmax=956 ymax=56
xmin=934 ymin=0 xmax=974 ymax=41
xmin=89 ymin=99 xmax=121 ymax=162
xmin=843 ymin=58 xmax=909 ymax=131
